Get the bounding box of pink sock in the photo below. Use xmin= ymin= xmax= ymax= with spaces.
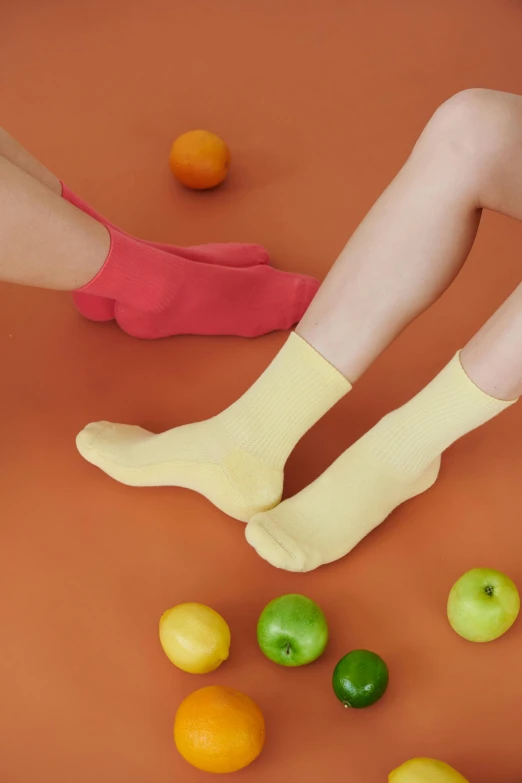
xmin=61 ymin=184 xmax=270 ymax=322
xmin=77 ymin=228 xmax=319 ymax=338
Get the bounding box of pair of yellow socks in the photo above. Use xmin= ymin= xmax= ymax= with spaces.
xmin=76 ymin=334 xmax=515 ymax=572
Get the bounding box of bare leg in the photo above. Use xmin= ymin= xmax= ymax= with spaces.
xmin=299 ymin=88 xmax=522 ymax=383
xmin=0 ymin=128 xmax=62 ymax=194
xmin=0 ymin=155 xmax=109 ymax=289
xmin=461 ymin=283 xmax=522 ymax=400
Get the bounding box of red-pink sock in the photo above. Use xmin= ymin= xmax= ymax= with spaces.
xmin=61 ymin=183 xmax=270 ymax=322
xmin=76 ymin=228 xmax=319 ymax=338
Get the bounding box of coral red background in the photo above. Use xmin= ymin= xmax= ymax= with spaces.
xmin=1 ymin=1 xmax=522 ymax=780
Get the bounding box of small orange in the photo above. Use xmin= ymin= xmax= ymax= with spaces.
xmin=169 ymin=130 xmax=231 ymax=190
xmin=174 ymin=685 xmax=265 ymax=774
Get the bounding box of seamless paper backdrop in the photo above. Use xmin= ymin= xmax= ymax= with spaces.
xmin=1 ymin=1 xmax=522 ymax=781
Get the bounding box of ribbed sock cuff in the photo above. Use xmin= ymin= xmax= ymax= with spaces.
xmin=222 ymin=333 xmax=351 ymax=466
xmin=367 ymin=352 xmax=516 ymax=474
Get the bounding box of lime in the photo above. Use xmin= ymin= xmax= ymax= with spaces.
xmin=332 ymin=649 xmax=389 ymax=708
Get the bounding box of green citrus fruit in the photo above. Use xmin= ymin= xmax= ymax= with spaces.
xmin=333 ymin=650 xmax=389 ymax=708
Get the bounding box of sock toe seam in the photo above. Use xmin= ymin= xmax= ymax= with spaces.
xmin=252 ymin=520 xmax=302 ymax=563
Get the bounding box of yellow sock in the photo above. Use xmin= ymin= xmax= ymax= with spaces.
xmin=246 ymin=352 xmax=516 ymax=571
xmin=76 ymin=334 xmax=350 ymax=521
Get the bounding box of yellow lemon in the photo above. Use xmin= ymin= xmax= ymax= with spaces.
xmin=159 ymin=603 xmax=231 ymax=674
xmin=390 ymin=758 xmax=469 ymax=783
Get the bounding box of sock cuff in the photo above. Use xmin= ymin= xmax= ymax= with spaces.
xmin=457 ymin=351 xmax=519 ymax=406
xmin=426 ymin=350 xmax=517 ymax=415
xmin=60 ymin=181 xmax=73 ymax=201
xmin=61 ymin=182 xmax=106 ymax=223
xmin=74 ymin=229 xmax=186 ymax=308
xmin=366 ymin=351 xmax=516 ymax=474
xmin=222 ymin=334 xmax=351 ymax=465
xmin=283 ymin=333 xmax=352 ymax=393
xmin=61 ymin=182 xmax=84 ymax=208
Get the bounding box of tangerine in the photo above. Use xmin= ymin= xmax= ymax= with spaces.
xmin=174 ymin=685 xmax=265 ymax=773
xmin=169 ymin=130 xmax=230 ymax=190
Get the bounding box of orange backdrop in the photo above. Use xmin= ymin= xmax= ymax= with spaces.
xmin=1 ymin=1 xmax=522 ymax=781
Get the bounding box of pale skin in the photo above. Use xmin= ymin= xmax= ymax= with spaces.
xmin=1 ymin=88 xmax=522 ymax=400
xmin=0 ymin=128 xmax=109 ymax=289
xmin=297 ymin=88 xmax=522 ymax=400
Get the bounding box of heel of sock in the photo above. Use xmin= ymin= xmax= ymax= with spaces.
xmin=407 ymin=455 xmax=441 ymax=498
xmin=73 ymin=291 xmax=115 ymax=322
xmin=220 ymin=449 xmax=284 ymax=522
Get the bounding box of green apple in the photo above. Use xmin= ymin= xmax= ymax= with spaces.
xmin=257 ymin=594 xmax=328 ymax=666
xmin=447 ymin=567 xmax=520 ymax=642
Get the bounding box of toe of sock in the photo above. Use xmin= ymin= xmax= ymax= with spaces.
xmin=245 ymin=513 xmax=308 ymax=572
xmin=183 ymin=242 xmax=270 ymax=267
xmin=227 ymin=243 xmax=270 ymax=266
xmin=76 ymin=421 xmax=115 ymax=459
xmin=246 ymin=244 xmax=270 ymax=265
xmin=76 ymin=421 xmax=149 ymax=458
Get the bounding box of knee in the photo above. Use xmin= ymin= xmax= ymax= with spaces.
xmin=415 ymin=88 xmax=519 ymax=177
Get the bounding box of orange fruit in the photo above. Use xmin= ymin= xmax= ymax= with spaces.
xmin=174 ymin=685 xmax=265 ymax=773
xmin=169 ymin=130 xmax=231 ymax=190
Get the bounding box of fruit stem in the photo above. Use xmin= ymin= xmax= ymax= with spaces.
xmin=285 ymin=643 xmax=291 ymax=656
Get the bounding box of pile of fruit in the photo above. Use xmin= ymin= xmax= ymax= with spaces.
xmin=158 ymin=567 xmax=519 ymax=779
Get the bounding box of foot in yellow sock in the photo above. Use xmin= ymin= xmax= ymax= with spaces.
xmin=76 ymin=334 xmax=350 ymax=522
xmin=246 ymin=353 xmax=516 ymax=571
